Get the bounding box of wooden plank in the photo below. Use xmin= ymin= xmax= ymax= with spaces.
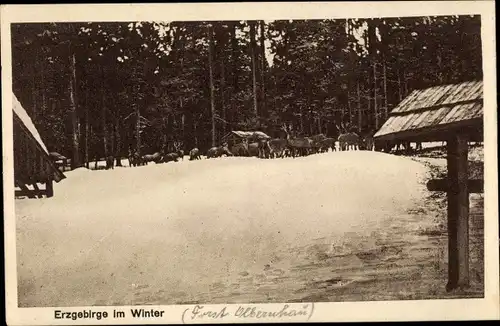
xmin=433 ymin=84 xmax=455 ymax=106
xmin=15 ymin=183 xmax=37 ymax=199
xmin=445 ymin=134 xmax=470 ymax=292
xmin=32 ymin=183 xmax=43 ymax=199
xmin=427 ymin=179 xmax=483 ymax=193
xmin=15 ymin=189 xmax=47 ymax=197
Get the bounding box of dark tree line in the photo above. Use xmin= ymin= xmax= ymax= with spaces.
xmin=11 ymin=16 xmax=482 ymax=168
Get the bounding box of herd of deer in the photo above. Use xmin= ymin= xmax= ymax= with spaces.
xmin=127 ymin=141 xmax=186 ymax=167
xmin=122 ymin=122 xmax=378 ymax=168
xmin=224 ymin=123 xmax=370 ymax=159
xmin=53 ymin=121 xmax=422 ymax=171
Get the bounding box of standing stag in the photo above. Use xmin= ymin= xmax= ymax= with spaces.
xmin=268 ymin=137 xmax=288 ymax=158
xmin=257 ymin=137 xmax=272 ymax=159
xmin=128 ymin=148 xmax=145 ymax=167
xmin=173 ymin=141 xmax=184 ymax=161
xmin=280 ymin=123 xmax=313 ymax=157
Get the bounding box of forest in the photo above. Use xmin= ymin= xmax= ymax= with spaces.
xmin=11 ymin=15 xmax=482 ymax=168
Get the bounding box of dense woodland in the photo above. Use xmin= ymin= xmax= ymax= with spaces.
xmin=11 ymin=15 xmax=482 ymax=168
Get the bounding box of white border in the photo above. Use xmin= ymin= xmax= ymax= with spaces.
xmin=2 ymin=2 xmax=499 ymax=324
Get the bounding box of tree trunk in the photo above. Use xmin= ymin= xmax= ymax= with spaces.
xmin=373 ymin=61 xmax=378 ymax=129
xmin=110 ymin=118 xmax=115 ymax=159
xmin=179 ymin=102 xmax=186 ymax=149
xmin=230 ymin=22 xmax=238 ymax=126
xmin=69 ymin=48 xmax=81 ymax=169
xmin=382 ymin=56 xmax=388 ymax=120
xmin=181 ymin=112 xmax=186 ymax=148
xmin=250 ymin=21 xmax=258 ymax=117
xmin=135 ymin=104 xmax=141 ymax=154
xmin=101 ymin=67 xmax=109 ymax=160
xmin=115 ymin=119 xmax=122 ymax=166
xmin=397 ymin=67 xmax=402 ymax=102
xmin=32 ymin=49 xmax=38 ymax=121
xmin=357 ymin=80 xmax=362 ymax=133
xmin=403 ymin=70 xmax=408 ymax=97
xmin=299 ymin=107 xmax=304 ymax=134
xmin=40 ymin=50 xmax=47 ymax=115
xmin=379 ymin=20 xmax=389 ymax=121
xmin=347 ymin=89 xmax=352 ymax=125
xmin=259 ymin=20 xmax=266 ymax=118
xmin=88 ymin=125 xmax=93 ymax=169
xmin=85 ymin=87 xmax=89 ymax=169
xmin=207 ymin=24 xmax=217 ymax=147
xmin=220 ymin=55 xmax=227 ymax=136
xmin=369 ymin=19 xmax=379 ymax=130
xmin=366 ymin=74 xmax=370 ymax=131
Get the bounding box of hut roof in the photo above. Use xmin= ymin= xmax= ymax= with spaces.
xmin=13 ymin=94 xmax=65 ymax=183
xmin=227 ymin=130 xmax=271 ymax=140
xmin=374 ymin=80 xmax=483 ymax=141
xmin=13 ymin=94 xmax=49 ymax=154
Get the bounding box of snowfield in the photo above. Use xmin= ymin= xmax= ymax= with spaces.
xmin=15 ymin=150 xmax=484 ymax=306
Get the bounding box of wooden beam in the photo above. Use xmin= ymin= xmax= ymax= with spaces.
xmin=374 ymin=118 xmax=483 ymax=143
xmin=15 ymin=189 xmax=46 ymax=198
xmin=16 ymin=183 xmax=36 ymax=199
xmin=427 ymin=179 xmax=483 ymax=193
xmin=46 ymin=179 xmax=54 ymax=198
xmin=446 ymin=134 xmax=470 ymax=292
xmin=32 ymin=183 xmax=43 ymax=199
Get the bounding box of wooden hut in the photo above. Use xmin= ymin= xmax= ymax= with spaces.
xmin=13 ymin=94 xmax=66 ymax=198
xmin=374 ymin=80 xmax=484 ymax=292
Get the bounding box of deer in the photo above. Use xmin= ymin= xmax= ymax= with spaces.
xmin=231 ymin=138 xmax=251 ymax=157
xmin=257 ymin=137 xmax=272 ymax=159
xmin=163 ymin=152 xmax=179 ymax=163
xmin=206 ymin=143 xmax=233 ymax=159
xmin=309 ymin=134 xmax=327 ymax=154
xmin=268 ymin=137 xmax=288 ymax=158
xmin=319 ymin=137 xmax=336 ymax=152
xmin=142 ymin=151 xmax=163 ymax=164
xmin=173 ymin=141 xmax=184 ymax=161
xmin=280 ymin=123 xmax=313 ymax=157
xmin=359 ymin=130 xmax=375 ymax=151
xmin=336 ymin=121 xmax=360 ymax=151
xmin=189 ymin=147 xmax=201 ymax=160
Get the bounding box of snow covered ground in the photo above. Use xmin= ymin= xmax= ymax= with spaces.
xmin=15 ymin=149 xmax=484 ymax=307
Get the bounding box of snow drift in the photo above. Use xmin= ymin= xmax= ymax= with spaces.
xmin=16 ymin=150 xmax=429 ymax=306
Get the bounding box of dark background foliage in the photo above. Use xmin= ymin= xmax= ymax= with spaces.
xmin=11 ymin=16 xmax=482 ymax=167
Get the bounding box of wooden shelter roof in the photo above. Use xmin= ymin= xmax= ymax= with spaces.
xmin=13 ymin=94 xmax=65 ymax=183
xmin=222 ymin=130 xmax=272 ymax=142
xmin=374 ymin=80 xmax=483 ymax=142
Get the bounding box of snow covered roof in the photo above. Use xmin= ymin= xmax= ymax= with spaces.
xmin=12 ymin=94 xmax=66 ymax=185
xmin=374 ymin=80 xmax=483 ymax=141
xmin=230 ymin=130 xmax=271 ymax=140
xmin=12 ymin=94 xmax=49 ymax=154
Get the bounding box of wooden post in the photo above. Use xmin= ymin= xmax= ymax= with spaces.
xmin=46 ymin=179 xmax=54 ymax=198
xmin=446 ymin=134 xmax=469 ymax=291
